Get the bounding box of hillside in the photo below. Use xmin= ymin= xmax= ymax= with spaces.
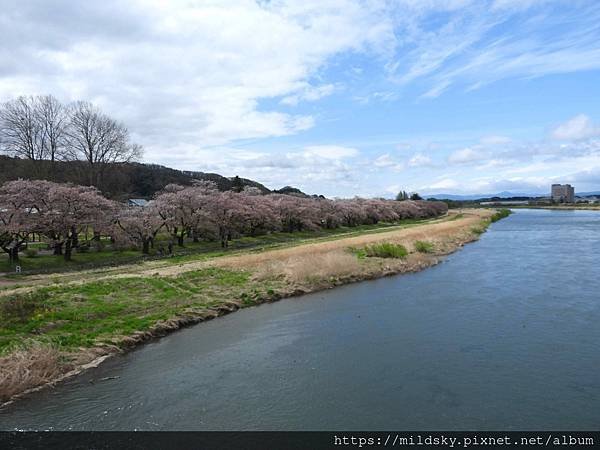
xmin=0 ymin=155 xmax=284 ymax=199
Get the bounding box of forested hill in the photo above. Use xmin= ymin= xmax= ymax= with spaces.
xmin=0 ymin=155 xmax=300 ymax=199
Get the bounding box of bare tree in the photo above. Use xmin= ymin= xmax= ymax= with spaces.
xmin=0 ymin=96 xmax=45 ymax=160
xmin=36 ymin=95 xmax=68 ymax=164
xmin=66 ymin=101 xmax=142 ymax=187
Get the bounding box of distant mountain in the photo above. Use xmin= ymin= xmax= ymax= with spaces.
xmin=272 ymin=186 xmax=308 ymax=197
xmin=426 ymin=191 xmax=543 ymax=201
xmin=428 ymin=190 xmax=600 ymax=200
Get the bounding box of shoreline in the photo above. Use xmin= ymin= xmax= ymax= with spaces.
xmin=0 ymin=209 xmax=496 ymax=409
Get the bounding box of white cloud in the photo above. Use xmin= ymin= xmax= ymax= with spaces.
xmin=491 ymin=0 xmax=551 ymax=11
xmin=551 ymin=114 xmax=600 ymax=140
xmin=303 ymin=145 xmax=359 ymax=159
xmin=0 ymin=0 xmax=396 ymax=155
xmin=373 ymin=153 xmax=405 ymax=171
xmin=391 ymin=2 xmax=600 ymax=98
xmin=448 ymin=147 xmax=486 ymax=164
xmin=480 ymin=135 xmax=511 ymax=145
xmin=281 ymin=83 xmax=337 ymax=106
xmin=427 ymin=178 xmax=460 ymax=190
xmin=408 ymin=153 xmax=433 ymax=167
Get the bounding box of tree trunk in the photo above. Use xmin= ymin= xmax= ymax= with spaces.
xmin=8 ymin=247 xmax=19 ymax=264
xmin=142 ymin=239 xmax=150 ymax=254
xmin=71 ymin=226 xmax=79 ymax=248
xmin=53 ymin=242 xmax=63 ymax=255
xmin=64 ymin=239 xmax=72 ymax=261
xmin=192 ymin=231 xmax=199 ymax=243
xmin=93 ymin=231 xmax=102 ymax=251
xmin=177 ymin=234 xmax=184 ymax=247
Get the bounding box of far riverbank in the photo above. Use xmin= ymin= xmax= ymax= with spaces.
xmin=510 ymin=205 xmax=600 ymax=211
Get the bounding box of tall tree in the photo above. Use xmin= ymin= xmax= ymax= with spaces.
xmin=0 ymin=96 xmax=45 ymax=161
xmin=66 ymin=101 xmax=142 ymax=187
xmin=36 ymin=95 xmax=68 ymax=165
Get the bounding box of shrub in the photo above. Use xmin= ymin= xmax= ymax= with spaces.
xmin=490 ymin=208 xmax=512 ymax=222
xmin=471 ymin=226 xmax=486 ymax=235
xmin=414 ymin=240 xmax=434 ymax=253
xmin=348 ymin=246 xmax=367 ymax=259
xmin=364 ymin=242 xmax=408 ymax=258
xmin=0 ymin=341 xmax=68 ymax=402
xmin=24 ymin=248 xmax=38 ymax=258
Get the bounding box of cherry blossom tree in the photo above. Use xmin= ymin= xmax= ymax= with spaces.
xmin=154 ymin=181 xmax=217 ymax=246
xmin=116 ymin=204 xmax=164 ymax=254
xmin=34 ymin=182 xmax=116 ymax=261
xmin=241 ymin=192 xmax=280 ymax=236
xmin=0 ymin=180 xmax=48 ymax=263
xmin=269 ymin=194 xmax=321 ymax=232
xmin=203 ymin=191 xmax=255 ymax=248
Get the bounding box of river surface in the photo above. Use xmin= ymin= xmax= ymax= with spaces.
xmin=1 ymin=209 xmax=599 ymax=430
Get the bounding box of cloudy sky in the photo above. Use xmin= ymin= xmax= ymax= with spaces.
xmin=2 ymin=0 xmax=600 ymax=197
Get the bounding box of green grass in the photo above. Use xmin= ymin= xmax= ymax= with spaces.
xmin=363 ymin=242 xmax=408 ymax=259
xmin=414 ymin=240 xmax=435 ymax=253
xmin=471 ymin=226 xmax=486 ymax=235
xmin=0 ymin=267 xmax=283 ymax=354
xmin=490 ymin=208 xmax=512 ymax=222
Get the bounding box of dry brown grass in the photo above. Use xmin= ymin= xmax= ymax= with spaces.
xmin=0 ymin=342 xmax=70 ymax=403
xmin=253 ymin=250 xmax=362 ymax=284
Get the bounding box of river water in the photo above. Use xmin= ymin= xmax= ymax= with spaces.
xmin=1 ymin=209 xmax=599 ymax=430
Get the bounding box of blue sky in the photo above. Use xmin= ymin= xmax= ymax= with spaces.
xmin=2 ymin=0 xmax=600 ymax=197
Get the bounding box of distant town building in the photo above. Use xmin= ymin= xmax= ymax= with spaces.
xmin=551 ymin=184 xmax=575 ymax=203
xmin=127 ymin=198 xmax=149 ymax=207
xmin=479 ymin=200 xmax=530 ymax=206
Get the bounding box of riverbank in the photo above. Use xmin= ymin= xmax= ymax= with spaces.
xmin=0 ymin=209 xmax=496 ymax=407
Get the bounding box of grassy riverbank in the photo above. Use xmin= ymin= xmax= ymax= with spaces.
xmin=0 ymin=220 xmax=431 ymax=276
xmin=0 ymin=209 xmax=498 ymax=405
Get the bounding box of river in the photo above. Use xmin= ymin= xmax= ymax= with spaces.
xmin=1 ymin=209 xmax=599 ymax=430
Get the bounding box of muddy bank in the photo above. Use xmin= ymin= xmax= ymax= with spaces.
xmin=0 ymin=209 xmax=493 ymax=408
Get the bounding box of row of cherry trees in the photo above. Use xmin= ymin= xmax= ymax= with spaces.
xmin=0 ymin=180 xmax=448 ymax=263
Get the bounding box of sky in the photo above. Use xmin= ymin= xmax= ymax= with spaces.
xmin=2 ymin=0 xmax=600 ymax=197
